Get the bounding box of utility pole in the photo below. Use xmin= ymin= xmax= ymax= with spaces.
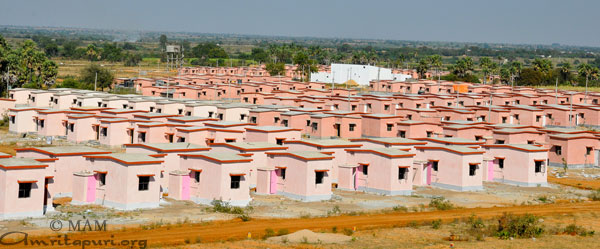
xmin=555 ymin=78 xmax=558 ymax=104
xmin=5 ymin=66 xmax=9 ymax=98
xmin=94 ymin=72 xmax=98 ymax=91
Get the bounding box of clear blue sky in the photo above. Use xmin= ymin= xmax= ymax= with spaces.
xmin=2 ymin=0 xmax=599 ymax=47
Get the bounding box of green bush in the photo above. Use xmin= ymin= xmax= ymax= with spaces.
xmin=496 ymin=213 xmax=544 ymax=239
xmin=277 ymin=228 xmax=289 ymax=236
xmin=342 ymin=228 xmax=354 ymax=236
xmin=263 ymin=228 xmax=275 ymax=239
xmin=429 ymin=197 xmax=455 ymax=210
xmin=564 ymin=224 xmax=595 ymax=236
xmin=431 ymin=219 xmax=442 ymax=229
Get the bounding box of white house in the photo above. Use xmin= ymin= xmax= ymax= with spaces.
xmin=311 ymin=64 xmax=411 ymax=86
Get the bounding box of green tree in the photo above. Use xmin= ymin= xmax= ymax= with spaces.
xmin=479 ymin=57 xmax=494 ymax=84
xmin=265 ymin=62 xmax=286 ymax=76
xmin=250 ymin=48 xmax=269 ymax=63
xmin=416 ymin=58 xmax=430 ymax=79
xmin=85 ymin=44 xmax=101 ymax=61
xmin=532 ymin=58 xmax=553 ymax=74
xmin=429 ymin=55 xmax=442 ymax=81
xmin=559 ymin=62 xmax=572 ymax=83
xmin=578 ymin=63 xmax=600 ymax=103
xmin=101 ymin=43 xmax=123 ymax=62
xmin=451 ymin=57 xmax=474 ymax=78
xmin=518 ymin=68 xmax=544 ymax=86
xmin=124 ymin=52 xmax=142 ymax=66
xmin=61 ymin=41 xmax=79 ymax=58
xmin=293 ymin=51 xmax=317 ymax=81
xmin=159 ymin=34 xmax=168 ymax=51
xmin=80 ymin=64 xmax=114 ymax=91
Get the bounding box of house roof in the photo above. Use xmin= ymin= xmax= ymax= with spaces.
xmin=84 ymin=153 xmax=164 ymax=165
xmin=416 ymin=137 xmax=484 ymax=145
xmin=178 ymin=152 xmax=253 ymax=163
xmin=245 ymin=126 xmax=301 ymax=133
xmin=265 ymin=151 xmax=334 ymax=161
xmin=15 ymin=146 xmax=110 ymax=156
xmin=285 ymin=139 xmax=362 ymax=148
xmin=349 ymin=137 xmax=426 ymax=146
xmin=0 ymin=158 xmax=48 ymax=170
xmin=211 ymin=142 xmax=287 ymax=151
xmin=125 ymin=143 xmax=209 ymax=152
xmin=345 ymin=147 xmax=415 ymax=158
xmin=415 ymin=145 xmax=484 ymax=155
xmin=484 ymin=144 xmax=548 ymax=152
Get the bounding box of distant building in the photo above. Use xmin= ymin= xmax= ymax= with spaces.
xmin=311 ymin=64 xmax=411 ymax=86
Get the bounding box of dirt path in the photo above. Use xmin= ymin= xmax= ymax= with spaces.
xmin=548 ymin=175 xmax=600 ymax=190
xmin=4 ymin=201 xmax=600 ymax=248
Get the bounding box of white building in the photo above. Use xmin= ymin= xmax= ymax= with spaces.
xmin=311 ymin=63 xmax=411 ymax=86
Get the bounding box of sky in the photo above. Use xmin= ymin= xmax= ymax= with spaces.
xmin=1 ymin=0 xmax=599 ymax=47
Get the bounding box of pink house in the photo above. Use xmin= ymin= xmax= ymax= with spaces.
xmin=491 ymin=128 xmax=545 ymax=145
xmin=361 ymin=114 xmax=403 ymax=137
xmin=75 ymin=153 xmax=164 ymax=210
xmin=546 ymin=133 xmax=599 ymax=168
xmin=209 ymin=142 xmax=288 ymax=187
xmin=442 ymin=124 xmax=492 ymax=141
xmin=65 ymin=114 xmax=98 ymax=143
xmin=8 ymin=107 xmax=44 ymax=134
xmin=341 ymin=148 xmax=415 ymax=195
xmin=124 ymin=143 xmax=210 ymax=193
xmin=414 ymin=145 xmax=485 ymax=191
xmin=177 ymin=152 xmax=253 ymax=206
xmin=263 ymin=151 xmax=334 ymax=201
xmin=248 ymin=108 xmax=282 ymax=126
xmin=349 ymin=137 xmax=427 ymax=151
xmin=15 ymin=146 xmax=111 ymax=198
xmin=279 ymin=111 xmax=311 ymax=133
xmin=0 ymin=157 xmax=51 ymax=219
xmin=484 ymin=144 xmax=549 ymax=187
xmin=245 ymin=126 xmax=302 ymax=144
xmin=396 ymin=120 xmax=442 ymax=138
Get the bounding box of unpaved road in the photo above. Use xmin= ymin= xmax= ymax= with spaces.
xmin=548 ymin=175 xmax=600 ymax=190
xmin=3 ymin=201 xmax=600 ymax=248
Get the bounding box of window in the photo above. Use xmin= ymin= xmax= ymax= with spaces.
xmin=426 ymin=131 xmax=433 ymax=137
xmin=18 ymin=183 xmax=32 ymax=198
xmin=274 ymin=117 xmax=280 ymax=123
xmin=366 ymin=103 xmax=372 ymax=109
xmin=587 ymin=147 xmax=593 ymax=155
xmin=527 ymin=140 xmax=534 ymax=144
xmin=362 ymin=165 xmax=369 ymax=175
xmin=186 ymin=111 xmax=191 ymax=116
xmin=100 ymin=127 xmax=107 ymax=136
xmin=535 ymin=161 xmax=543 ymax=173
xmin=514 ymin=114 xmax=519 ymax=120
xmin=387 ymin=124 xmax=393 ymax=131
xmin=416 ymin=104 xmax=421 ymax=108
xmin=475 ymin=136 xmax=483 ymax=141
xmin=351 ymin=105 xmax=357 ymax=111
xmin=218 ymin=114 xmax=224 ymax=120
xmin=536 ymin=115 xmax=541 ymax=122
xmin=407 ymin=114 xmax=412 ymax=120
xmin=39 ymin=120 xmax=45 ymax=128
xmin=149 ymin=107 xmax=155 ymax=112
xmin=498 ymin=158 xmax=504 ymax=169
xmin=225 ymin=138 xmax=236 ymax=143
xmin=208 ymin=111 xmax=214 ymax=118
xmin=138 ymin=176 xmax=150 ymax=191
xmin=282 ymin=119 xmax=288 ymax=127
xmin=249 ymin=116 xmax=257 ymax=124
xmin=311 ymin=122 xmax=318 ymax=131
xmin=384 ymin=105 xmax=390 ymax=111
xmin=349 ymin=124 xmax=356 ymax=131
xmin=177 ymin=137 xmax=185 ymax=142
xmin=495 ymin=140 xmax=505 ymax=144
xmin=10 ymin=116 xmax=15 ymax=124
xmin=194 ymin=171 xmax=200 ymax=183
xmin=276 ymin=138 xmax=285 ymax=145
xmin=469 ymin=164 xmax=477 ymax=176
xmin=398 ymin=167 xmax=407 ymax=180
xmin=139 ymin=132 xmax=146 ymax=143
xmin=334 ymin=104 xmax=339 ymax=110
xmin=315 ymin=171 xmax=325 ymax=184
xmin=501 ymin=117 xmax=507 ymax=123
xmin=240 ymin=114 xmax=246 ymax=121
xmin=432 ymin=161 xmax=438 ymax=171
xmin=157 ymin=109 xmax=162 ymax=113
xmin=399 ymin=130 xmax=406 ymax=138
xmin=445 ymin=116 xmax=451 ymax=121
xmin=280 ymin=168 xmax=286 ymax=180
xmin=69 ymin=123 xmax=74 ymax=132
xmin=555 ymin=145 xmax=562 ymax=155
xmin=306 ymin=120 xmax=311 ymax=127
xmin=230 ymin=175 xmax=241 ymax=189
xmin=98 ymin=173 xmax=106 ymax=186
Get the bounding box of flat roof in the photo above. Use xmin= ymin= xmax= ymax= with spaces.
xmin=286 ymin=139 xmax=361 ymax=148
xmin=126 ymin=143 xmax=209 ymax=152
xmin=16 ymin=146 xmax=110 ymax=156
xmin=0 ymin=158 xmax=47 ymax=169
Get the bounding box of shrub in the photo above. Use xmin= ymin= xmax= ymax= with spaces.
xmin=588 ymin=189 xmax=600 ymax=201
xmin=563 ymin=224 xmax=595 ymax=236
xmin=496 ymin=213 xmax=544 ymax=239
xmin=238 ymin=213 xmax=251 ymax=222
xmin=263 ymin=228 xmax=275 ymax=239
xmin=277 ymin=228 xmax=289 ymax=236
xmin=327 ymin=205 xmax=342 ymax=216
xmin=408 ymin=221 xmax=418 ymax=228
xmin=342 ymin=228 xmax=354 ymax=236
xmin=429 ymin=197 xmax=455 ymax=210
xmin=431 ymin=219 xmax=442 ymax=229
xmin=392 ymin=205 xmax=408 ymax=212
xmin=332 ymin=226 xmax=338 ymax=233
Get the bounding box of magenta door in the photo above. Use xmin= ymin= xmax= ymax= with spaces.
xmin=426 ymin=162 xmax=432 ymax=185
xmin=270 ymin=170 xmax=278 ymax=194
xmin=86 ymin=176 xmax=96 ymax=203
xmin=487 ymin=161 xmax=494 ymax=181
xmin=181 ymin=175 xmax=190 ymax=200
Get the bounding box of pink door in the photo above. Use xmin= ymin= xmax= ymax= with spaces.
xmin=181 ymin=175 xmax=190 ymax=200
xmin=426 ymin=162 xmax=432 ymax=185
xmin=270 ymin=170 xmax=277 ymax=194
xmin=86 ymin=176 xmax=96 ymax=203
xmin=487 ymin=161 xmax=494 ymax=181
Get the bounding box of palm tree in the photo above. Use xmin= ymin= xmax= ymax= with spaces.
xmin=416 ymin=58 xmax=430 ymax=79
xmin=532 ymin=58 xmax=553 ymax=74
xmin=559 ymin=62 xmax=572 ymax=83
xmin=577 ymin=63 xmax=599 ymax=104
xmin=429 ymin=55 xmax=442 ymax=82
xmin=508 ymin=61 xmax=522 ymax=88
xmin=479 ymin=57 xmax=493 ymax=84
